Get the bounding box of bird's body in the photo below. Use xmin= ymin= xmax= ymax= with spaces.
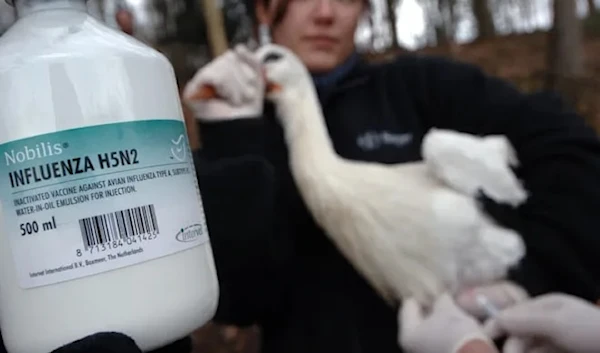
xmin=289 ymin=131 xmax=525 ymax=306
xmin=261 ymin=45 xmax=528 ymax=307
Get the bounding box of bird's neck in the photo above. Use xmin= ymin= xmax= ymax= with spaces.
xmin=276 ymin=85 xmax=339 ymax=170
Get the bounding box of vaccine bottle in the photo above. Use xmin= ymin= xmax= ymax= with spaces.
xmin=0 ymin=1 xmax=219 ymax=352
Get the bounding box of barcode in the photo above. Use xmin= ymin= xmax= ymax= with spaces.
xmin=78 ymin=204 xmax=159 ymax=250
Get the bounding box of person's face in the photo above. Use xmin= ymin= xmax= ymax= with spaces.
xmin=257 ymin=0 xmax=365 ymax=74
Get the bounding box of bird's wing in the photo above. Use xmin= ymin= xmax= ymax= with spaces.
xmin=421 ymin=128 xmax=528 ymax=207
xmin=429 ymin=187 xmax=526 ymax=292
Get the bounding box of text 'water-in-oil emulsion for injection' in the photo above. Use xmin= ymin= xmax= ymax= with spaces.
xmin=0 ymin=1 xmax=219 ymax=352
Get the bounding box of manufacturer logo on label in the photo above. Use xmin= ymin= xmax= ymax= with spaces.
xmin=170 ymin=134 xmax=187 ymax=162
xmin=5 ymin=142 xmax=67 ymax=166
xmin=175 ymin=224 xmax=203 ymax=243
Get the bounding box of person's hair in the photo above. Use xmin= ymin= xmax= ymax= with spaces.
xmin=268 ymin=0 xmax=290 ymax=25
xmin=249 ymin=0 xmax=370 ymax=28
xmin=244 ymin=0 xmax=289 ymax=26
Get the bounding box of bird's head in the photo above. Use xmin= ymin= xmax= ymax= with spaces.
xmin=256 ymin=44 xmax=313 ymax=102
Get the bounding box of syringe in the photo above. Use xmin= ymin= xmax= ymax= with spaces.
xmin=475 ymin=293 xmax=500 ymax=318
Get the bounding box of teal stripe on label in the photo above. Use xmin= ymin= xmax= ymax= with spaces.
xmin=1 ymin=120 xmax=189 ymax=192
xmin=0 ymin=119 xmax=209 ymax=289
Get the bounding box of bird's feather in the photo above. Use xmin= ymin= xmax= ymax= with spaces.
xmin=422 ymin=128 xmax=528 ymax=207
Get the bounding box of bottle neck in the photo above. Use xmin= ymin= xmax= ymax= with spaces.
xmin=14 ymin=0 xmax=88 ymax=18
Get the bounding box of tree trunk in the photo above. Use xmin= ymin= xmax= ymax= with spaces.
xmin=435 ymin=0 xmax=455 ymax=45
xmin=588 ymin=0 xmax=596 ymax=14
xmin=443 ymin=0 xmax=455 ymax=40
xmin=200 ymin=0 xmax=229 ymax=57
xmin=96 ymin=0 xmax=106 ymax=22
xmin=473 ymin=0 xmax=495 ymax=39
xmin=546 ymin=0 xmax=585 ymax=97
xmin=387 ymin=0 xmax=400 ymax=49
xmin=519 ymin=0 xmax=535 ymax=28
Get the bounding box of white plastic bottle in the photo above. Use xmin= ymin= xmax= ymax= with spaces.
xmin=0 ymin=1 xmax=219 ymax=352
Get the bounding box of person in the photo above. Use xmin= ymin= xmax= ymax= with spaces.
xmin=399 ymin=292 xmax=600 ymax=353
xmin=399 ymin=293 xmax=500 ymax=353
xmin=115 ymin=3 xmax=134 ymax=36
xmin=487 ymin=293 xmax=600 ymax=353
xmin=181 ymin=0 xmax=600 ymax=351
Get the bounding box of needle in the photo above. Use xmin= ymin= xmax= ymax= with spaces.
xmin=475 ymin=293 xmax=500 ymax=318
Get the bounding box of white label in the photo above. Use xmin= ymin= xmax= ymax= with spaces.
xmin=0 ymin=119 xmax=209 ymax=288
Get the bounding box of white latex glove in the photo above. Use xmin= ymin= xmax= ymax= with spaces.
xmin=182 ymin=44 xmax=265 ymax=121
xmin=399 ymin=293 xmax=495 ymax=353
xmin=455 ymin=281 xmax=529 ymax=320
xmin=484 ymin=293 xmax=600 ymax=353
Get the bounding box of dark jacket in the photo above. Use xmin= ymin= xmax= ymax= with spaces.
xmin=199 ymin=54 xmax=600 ymax=353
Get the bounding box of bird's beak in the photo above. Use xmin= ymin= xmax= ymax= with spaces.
xmin=189 ymin=85 xmax=217 ymax=101
xmin=266 ymin=81 xmax=282 ymax=93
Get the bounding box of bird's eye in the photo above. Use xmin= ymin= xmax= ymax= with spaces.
xmin=263 ymin=52 xmax=283 ymax=63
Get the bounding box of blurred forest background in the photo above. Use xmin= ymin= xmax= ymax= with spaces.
xmin=1 ymin=0 xmax=600 ymax=352
xmin=2 ymin=0 xmax=600 ymax=141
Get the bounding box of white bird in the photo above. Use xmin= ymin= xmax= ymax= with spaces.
xmin=253 ymin=44 xmax=529 ymax=309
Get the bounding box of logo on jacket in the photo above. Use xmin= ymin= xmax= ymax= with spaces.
xmin=356 ymin=131 xmax=413 ymax=151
